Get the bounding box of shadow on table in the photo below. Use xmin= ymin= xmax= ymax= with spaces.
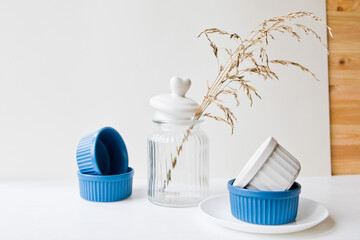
xmin=129 ymin=185 xmax=147 ymax=200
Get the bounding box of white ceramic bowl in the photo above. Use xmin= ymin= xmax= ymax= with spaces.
xmin=233 ymin=137 xmax=301 ymax=191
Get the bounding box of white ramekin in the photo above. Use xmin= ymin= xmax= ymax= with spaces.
xmin=233 ymin=137 xmax=301 ymax=191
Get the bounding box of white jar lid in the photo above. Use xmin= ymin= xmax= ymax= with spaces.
xmin=150 ymin=76 xmax=199 ymax=121
xmin=233 ymin=137 xmax=278 ymax=187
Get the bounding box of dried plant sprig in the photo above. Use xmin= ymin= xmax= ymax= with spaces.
xmin=164 ymin=11 xmax=332 ymax=188
xmin=270 ymin=59 xmax=319 ymax=81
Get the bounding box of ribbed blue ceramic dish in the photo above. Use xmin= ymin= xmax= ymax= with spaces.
xmin=228 ymin=179 xmax=301 ymax=225
xmin=76 ymin=127 xmax=128 ymax=175
xmin=78 ymin=167 xmax=134 ymax=202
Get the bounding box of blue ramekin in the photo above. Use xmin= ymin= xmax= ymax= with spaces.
xmin=76 ymin=127 xmax=128 ymax=175
xmin=228 ymin=179 xmax=301 ymax=225
xmin=78 ymin=167 xmax=134 ymax=202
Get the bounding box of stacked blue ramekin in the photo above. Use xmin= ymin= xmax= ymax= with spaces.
xmin=228 ymin=137 xmax=302 ymax=225
xmin=76 ymin=127 xmax=134 ymax=202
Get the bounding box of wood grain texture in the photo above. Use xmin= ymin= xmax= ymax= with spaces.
xmin=327 ymin=0 xmax=360 ymax=175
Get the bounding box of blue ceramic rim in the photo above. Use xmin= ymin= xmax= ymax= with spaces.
xmin=90 ymin=126 xmax=129 ymax=175
xmin=77 ymin=167 xmax=134 ymax=181
xmin=227 ymin=179 xmax=301 ymax=199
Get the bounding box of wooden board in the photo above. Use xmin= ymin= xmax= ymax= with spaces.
xmin=327 ymin=0 xmax=360 ymax=174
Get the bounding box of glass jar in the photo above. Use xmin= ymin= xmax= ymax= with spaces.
xmin=147 ymin=120 xmax=209 ymax=207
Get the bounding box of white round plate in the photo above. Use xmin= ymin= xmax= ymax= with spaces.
xmin=199 ymin=195 xmax=329 ymax=234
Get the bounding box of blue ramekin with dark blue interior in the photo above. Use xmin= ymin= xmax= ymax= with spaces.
xmin=78 ymin=167 xmax=134 ymax=202
xmin=76 ymin=127 xmax=128 ymax=175
xmin=228 ymin=179 xmax=301 ymax=225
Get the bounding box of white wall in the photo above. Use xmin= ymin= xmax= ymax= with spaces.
xmin=0 ymin=0 xmax=330 ymax=180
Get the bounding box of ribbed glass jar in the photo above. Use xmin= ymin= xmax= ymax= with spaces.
xmin=147 ymin=120 xmax=209 ymax=207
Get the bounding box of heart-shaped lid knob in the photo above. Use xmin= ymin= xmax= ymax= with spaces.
xmin=170 ymin=76 xmax=191 ymax=97
xmin=150 ymin=76 xmax=199 ymax=121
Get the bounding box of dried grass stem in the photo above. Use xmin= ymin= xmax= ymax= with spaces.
xmin=164 ymin=11 xmax=332 ymax=188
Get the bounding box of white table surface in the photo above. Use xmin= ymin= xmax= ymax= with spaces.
xmin=1 ymin=175 xmax=359 ymax=240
